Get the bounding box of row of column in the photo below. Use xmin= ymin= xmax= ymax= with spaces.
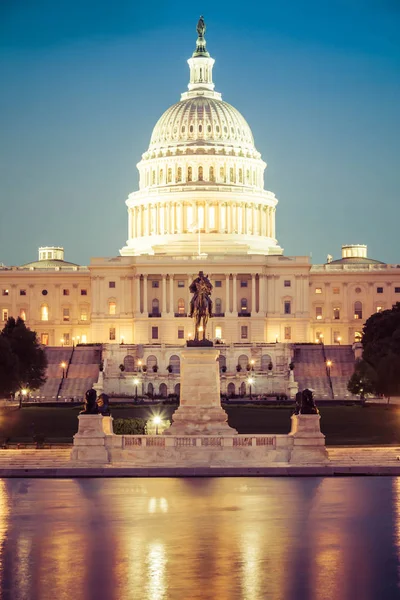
xmin=130 ymin=202 xmax=276 ymax=239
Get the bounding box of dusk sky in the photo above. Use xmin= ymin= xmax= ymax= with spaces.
xmin=0 ymin=0 xmax=399 ymax=266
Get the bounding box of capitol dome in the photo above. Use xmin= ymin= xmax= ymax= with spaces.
xmin=121 ymin=18 xmax=282 ymax=258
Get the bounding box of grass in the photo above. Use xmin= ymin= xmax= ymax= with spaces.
xmin=0 ymin=404 xmax=399 ymax=446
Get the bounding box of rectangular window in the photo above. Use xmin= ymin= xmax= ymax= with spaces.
xmin=40 ymin=333 xmax=49 ymax=345
xmin=284 ymin=280 xmax=291 ymax=288
xmin=81 ymin=334 xmax=87 ymax=344
xmin=240 ymin=280 xmax=248 ymax=288
xmin=333 ymin=331 xmax=341 ymax=343
xmin=81 ymin=289 xmax=87 ymax=296
xmin=41 ymin=306 xmax=49 ymax=321
xmin=152 ymin=281 xmax=159 ymax=288
xmin=241 ymin=325 xmax=248 ymax=339
xmin=64 ymin=333 xmax=70 ymax=345
xmin=315 ymin=288 xmax=322 ymax=294
xmin=215 ymin=281 xmax=222 ymax=288
xmin=63 ymin=289 xmax=69 ymax=296
xmin=178 ymin=327 xmax=184 ymax=339
xmin=284 ymin=326 xmax=291 ymax=340
xmin=333 ymin=307 xmax=340 ymax=320
xmin=316 ymin=307 xmax=323 ymax=320
xmin=20 ymin=289 xmax=26 ymax=296
xmin=2 ymin=290 xmax=9 ymax=296
xmin=377 ymin=287 xmax=383 ymax=294
xmin=152 ymin=326 xmax=158 ymax=340
xmin=2 ymin=309 xmax=8 ymax=322
xmin=19 ymin=309 xmax=26 ymax=321
xmin=109 ymin=327 xmax=116 ymax=341
xmin=109 ymin=281 xmax=116 ymax=288
xmin=395 ymin=287 xmax=400 ymax=294
xmin=178 ymin=280 xmax=185 ymax=288
xmin=109 ymin=302 xmax=116 ymax=315
xmin=215 ymin=326 xmax=222 ymax=340
xmin=80 ymin=310 xmax=88 ymax=321
xmin=284 ymin=301 xmax=291 ymax=315
xmin=333 ymin=287 xmax=340 ymax=294
xmin=63 ymin=308 xmax=70 ymax=322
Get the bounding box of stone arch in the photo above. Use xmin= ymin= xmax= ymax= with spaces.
xmin=146 ymin=354 xmax=157 ymax=370
xmin=354 ymin=301 xmax=363 ymax=320
xmin=238 ymin=354 xmax=248 ymax=370
xmin=147 ymin=382 xmax=154 ymax=397
xmin=159 ymin=383 xmax=168 ymax=398
xmin=261 ymin=354 xmax=272 ymax=371
xmin=239 ymin=381 xmax=246 ymax=396
xmin=227 ymin=382 xmax=235 ymax=397
xmin=169 ymin=354 xmax=180 ymax=374
xmin=123 ymin=355 xmax=135 ymax=372
xmin=174 ymin=383 xmax=181 ymax=396
xmin=218 ymin=355 xmax=226 ymax=369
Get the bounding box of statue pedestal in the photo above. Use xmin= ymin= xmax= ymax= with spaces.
xmin=288 ymin=414 xmax=329 ymax=464
xmin=166 ymin=346 xmax=236 ymax=435
xmin=70 ymin=414 xmax=110 ymax=463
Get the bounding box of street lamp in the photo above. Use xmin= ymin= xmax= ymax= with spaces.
xmin=20 ymin=388 xmax=28 ymax=409
xmin=250 ymin=359 xmax=255 ymax=371
xmin=153 ymin=415 xmax=162 ymax=435
xmin=60 ymin=338 xmax=64 ymax=347
xmin=133 ymin=378 xmax=139 ymax=401
xmin=247 ymin=376 xmax=254 ymax=399
xmin=138 ymin=360 xmax=142 ymax=372
xmin=337 ymin=336 xmax=341 ymax=345
xmin=326 ymin=360 xmax=332 ymax=377
xmin=60 ymin=361 xmax=67 ymax=378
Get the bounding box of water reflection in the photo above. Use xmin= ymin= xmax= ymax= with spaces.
xmin=0 ymin=477 xmax=398 ymax=599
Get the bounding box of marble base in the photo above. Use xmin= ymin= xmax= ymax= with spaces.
xmin=288 ymin=414 xmax=329 ymax=465
xmin=166 ymin=346 xmax=237 ymax=435
xmin=70 ymin=414 xmax=110 ymax=463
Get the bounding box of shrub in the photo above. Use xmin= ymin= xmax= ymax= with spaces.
xmin=268 ymin=361 xmax=273 ymax=371
xmin=113 ymin=418 xmax=147 ymax=435
xmin=166 ymin=365 xmax=173 ymax=373
xmin=119 ymin=364 xmax=125 ymax=372
xmin=152 ymin=365 xmax=159 ymax=372
xmin=221 ymin=365 xmax=227 ymax=373
xmin=236 ymin=364 xmax=242 ymax=372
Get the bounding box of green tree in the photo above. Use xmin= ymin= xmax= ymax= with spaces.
xmin=347 ymin=359 xmax=377 ymax=398
xmin=1 ymin=317 xmax=47 ymax=392
xmin=0 ymin=336 xmax=20 ymax=397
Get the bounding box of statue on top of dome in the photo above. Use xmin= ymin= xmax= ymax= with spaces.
xmin=197 ymin=16 xmax=206 ymax=38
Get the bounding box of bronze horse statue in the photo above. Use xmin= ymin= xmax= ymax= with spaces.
xmin=189 ymin=271 xmax=213 ymax=341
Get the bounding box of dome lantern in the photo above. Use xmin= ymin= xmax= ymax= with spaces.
xmin=183 ymin=16 xmax=219 ymax=100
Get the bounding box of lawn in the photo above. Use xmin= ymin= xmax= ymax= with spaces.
xmin=1 ymin=403 xmax=400 ymax=445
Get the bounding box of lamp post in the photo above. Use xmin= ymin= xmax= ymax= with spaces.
xmin=76 ymin=335 xmax=80 ymax=346
xmin=337 ymin=336 xmax=341 ymax=346
xmin=153 ymin=415 xmax=162 ymax=435
xmin=133 ymin=378 xmax=139 ymax=401
xmin=247 ymin=377 xmax=254 ymax=400
xmin=72 ymin=337 xmax=75 ymax=348
xmin=250 ymin=359 xmax=255 ymax=371
xmin=138 ymin=360 xmax=142 ymax=372
xmin=326 ymin=359 xmax=332 ymax=377
xmin=60 ymin=338 xmax=64 ymax=347
xmin=60 ymin=361 xmax=67 ymax=378
xmin=20 ymin=388 xmax=28 ymax=409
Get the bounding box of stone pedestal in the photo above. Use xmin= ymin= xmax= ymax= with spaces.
xmin=288 ymin=414 xmax=329 ymax=464
xmin=70 ymin=414 xmax=110 ymax=463
xmin=166 ymin=346 xmax=237 ymax=435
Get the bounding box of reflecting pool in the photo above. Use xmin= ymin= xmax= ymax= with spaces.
xmin=0 ymin=477 xmax=399 ymax=599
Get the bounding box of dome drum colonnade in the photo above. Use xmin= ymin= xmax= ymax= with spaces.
xmin=121 ymin=19 xmax=282 ymax=257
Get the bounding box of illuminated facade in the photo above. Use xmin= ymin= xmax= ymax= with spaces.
xmin=0 ymin=23 xmax=398 ymax=395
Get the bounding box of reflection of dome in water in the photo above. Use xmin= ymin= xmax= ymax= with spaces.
xmin=149 ymin=97 xmax=256 ymax=154
xmin=120 ymin=19 xmax=282 ymax=257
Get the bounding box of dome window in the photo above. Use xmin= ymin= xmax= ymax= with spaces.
xmin=187 ymin=167 xmax=192 ymax=182
xmin=199 ymin=124 xmax=203 ymax=133
xmin=198 ymin=166 xmax=203 ymax=181
xmin=208 ymin=125 xmax=212 ymax=133
xmin=167 ymin=168 xmax=172 ymax=183
xmin=231 ymin=127 xmax=234 ymax=133
xmin=182 ymin=126 xmax=185 ymax=133
xmin=224 ymin=126 xmax=228 ymax=134
xmin=189 ymin=125 xmax=194 ymax=133
xmin=216 ymin=125 xmax=220 ymax=133
xmin=176 ymin=167 xmax=182 ymax=183
xmin=209 ymin=166 xmax=215 ymax=182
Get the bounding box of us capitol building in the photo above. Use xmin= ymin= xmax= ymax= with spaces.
xmin=1 ymin=20 xmax=398 ymax=397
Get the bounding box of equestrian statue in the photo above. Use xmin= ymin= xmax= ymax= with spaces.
xmin=189 ymin=271 xmax=213 ymax=343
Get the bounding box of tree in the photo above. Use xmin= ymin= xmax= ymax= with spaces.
xmin=347 ymin=359 xmax=377 ymax=398
xmin=349 ymin=303 xmax=400 ymax=399
xmin=0 ymin=336 xmax=20 ymax=397
xmin=1 ymin=317 xmax=47 ymax=392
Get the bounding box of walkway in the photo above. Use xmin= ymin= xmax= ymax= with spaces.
xmin=0 ymin=446 xmax=399 ymax=477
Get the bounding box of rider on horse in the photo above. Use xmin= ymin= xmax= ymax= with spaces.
xmin=189 ymin=271 xmax=213 ymax=341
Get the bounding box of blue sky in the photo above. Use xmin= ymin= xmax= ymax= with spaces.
xmin=0 ymin=0 xmax=399 ymax=265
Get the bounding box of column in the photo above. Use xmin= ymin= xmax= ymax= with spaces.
xmin=252 ymin=204 xmax=256 ymax=235
xmin=135 ymin=275 xmax=141 ymax=315
xmin=169 ymin=275 xmax=174 ymax=314
xmin=218 ymin=202 xmax=223 ymax=233
xmin=232 ymin=274 xmax=237 ymax=314
xmin=143 ymin=275 xmax=148 ymax=315
xmin=259 ymin=274 xmax=265 ymax=313
xmin=251 ymin=273 xmax=256 ymax=314
xmin=170 ymin=203 xmax=175 ymax=233
xmin=204 ymin=202 xmax=209 ymax=233
xmin=162 ymin=275 xmax=167 ymax=314
xmin=272 ymin=208 xmax=276 ymax=239
xmin=156 ymin=203 xmax=160 ymax=235
xmin=225 ymin=274 xmax=230 ymax=314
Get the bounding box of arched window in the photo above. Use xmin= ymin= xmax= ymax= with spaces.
xmin=215 ymin=298 xmax=222 ymax=315
xmin=109 ymin=301 xmax=116 ymax=315
xmin=220 ymin=166 xmax=225 ymax=182
xmin=354 ymin=331 xmax=362 ymax=342
xmin=167 ymin=168 xmax=172 ymax=183
xmin=176 ymin=167 xmax=182 ymax=183
xmin=159 ymin=383 xmax=168 ymax=398
xmin=227 ymin=382 xmax=235 ymax=397
xmin=238 ymin=354 xmax=248 ymax=370
xmin=147 ymin=382 xmax=154 ymax=397
xmin=123 ymin=355 xmax=135 ymax=372
xmin=198 ymin=166 xmax=203 ymax=181
xmin=187 ymin=166 xmax=192 ymax=182
xmin=152 ymin=171 xmax=156 ymax=185
xmin=41 ymin=305 xmax=49 ymax=321
xmin=178 ymin=298 xmax=185 ymax=315
xmin=240 ymin=381 xmax=246 ymax=396
xmin=151 ymin=298 xmax=160 ymax=316
xmin=241 ymin=298 xmax=248 ymax=313
xmin=159 ymin=168 xmax=163 ymax=183
xmin=20 ymin=309 xmax=26 ymax=321
xmin=218 ymin=355 xmax=226 ymax=369
xmin=209 ymin=166 xmax=215 ymax=182
xmin=261 ymin=354 xmax=272 ymax=371
xmin=354 ymin=301 xmax=363 ymax=319
xmin=146 ymin=355 xmax=158 ymax=370
xmin=169 ymin=354 xmax=180 ymax=373
xmin=230 ymin=167 xmax=234 ymax=182
xmin=174 ymin=383 xmax=181 ymax=397
xmin=246 ymin=169 xmax=250 ymax=183
xmin=239 ymin=168 xmax=243 ymax=183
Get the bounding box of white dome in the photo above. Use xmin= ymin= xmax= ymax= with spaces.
xmin=149 ymin=96 xmax=256 ymax=153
